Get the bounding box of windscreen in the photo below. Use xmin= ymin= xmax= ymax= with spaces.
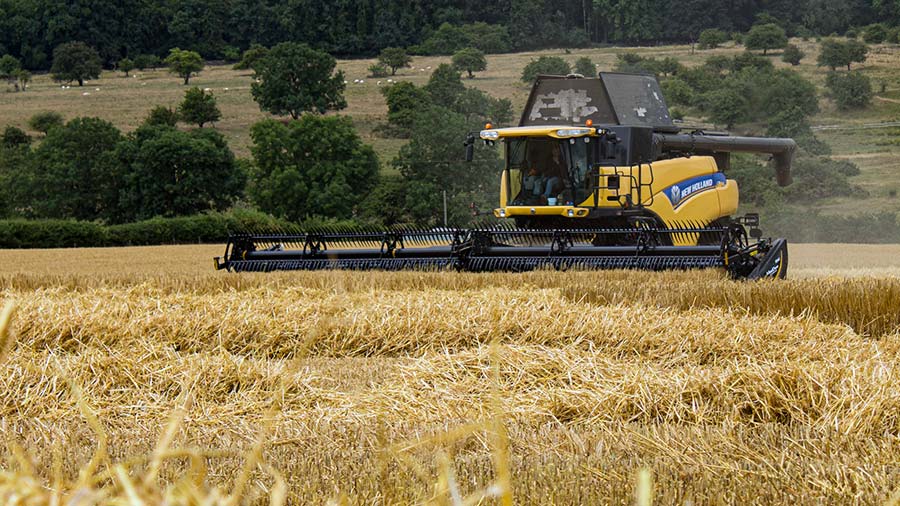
xmin=506 ymin=138 xmax=593 ymax=206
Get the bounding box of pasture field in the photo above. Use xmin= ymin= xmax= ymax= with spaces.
xmin=2 ymin=244 xmax=900 ymax=504
xmin=2 ymin=39 xmax=900 ymax=212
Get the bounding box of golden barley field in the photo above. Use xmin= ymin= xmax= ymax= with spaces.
xmin=2 ymin=243 xmax=900 ymax=505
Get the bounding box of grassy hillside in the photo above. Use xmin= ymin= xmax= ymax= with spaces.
xmin=2 ymin=39 xmax=898 ymax=214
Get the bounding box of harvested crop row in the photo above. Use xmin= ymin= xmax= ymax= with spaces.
xmin=7 ymin=333 xmax=897 ymax=432
xmin=354 ymin=344 xmax=900 ymax=432
xmin=4 ymin=342 xmax=900 ymax=504
xmin=5 ymin=267 xmax=899 ymax=335
xmin=9 ymin=286 xmax=866 ymax=360
xmin=4 ymin=246 xmax=900 ymax=504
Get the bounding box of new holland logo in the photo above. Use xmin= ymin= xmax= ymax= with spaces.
xmin=670 ymin=185 xmax=681 ymax=203
xmin=670 ymin=177 xmax=716 ymax=207
xmin=765 ymin=256 xmax=782 ymax=277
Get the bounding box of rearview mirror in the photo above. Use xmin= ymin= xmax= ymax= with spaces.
xmin=464 ymin=133 xmax=477 ymax=162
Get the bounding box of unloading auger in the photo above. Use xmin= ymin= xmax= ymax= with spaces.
xmin=216 ymin=72 xmax=793 ymax=279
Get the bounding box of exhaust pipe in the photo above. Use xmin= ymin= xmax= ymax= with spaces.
xmin=654 ymin=133 xmax=797 ymax=186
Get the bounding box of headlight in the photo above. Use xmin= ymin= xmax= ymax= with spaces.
xmin=480 ymin=130 xmax=499 ymax=140
xmin=567 ymin=209 xmax=575 ymax=217
xmin=499 ymin=209 xmax=506 ymax=217
xmin=556 ymin=128 xmax=590 ymax=138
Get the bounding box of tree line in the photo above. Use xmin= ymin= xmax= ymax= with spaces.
xmin=0 ymin=42 xmax=509 ymax=227
xmin=0 ymin=32 xmax=884 ymax=237
xmin=1 ymin=0 xmax=898 ymax=69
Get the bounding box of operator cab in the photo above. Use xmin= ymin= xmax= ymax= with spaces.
xmin=507 ymin=136 xmax=591 ymax=207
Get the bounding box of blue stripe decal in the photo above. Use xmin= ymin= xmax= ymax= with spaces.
xmin=663 ymin=173 xmax=727 ymax=208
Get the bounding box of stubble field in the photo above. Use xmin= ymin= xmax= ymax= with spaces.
xmin=2 ymin=244 xmax=900 ymax=504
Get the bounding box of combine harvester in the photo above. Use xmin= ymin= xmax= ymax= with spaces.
xmin=216 ymin=73 xmax=794 ymax=279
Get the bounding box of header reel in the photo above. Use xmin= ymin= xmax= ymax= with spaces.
xmin=215 ymin=221 xmax=787 ymax=280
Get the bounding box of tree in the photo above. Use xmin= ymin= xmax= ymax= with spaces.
xmin=698 ymin=29 xmax=728 ymax=49
xmin=818 ymin=39 xmax=868 ymax=70
xmin=381 ymin=82 xmax=430 ymax=136
xmin=392 ymin=106 xmax=500 ymax=226
xmin=115 ymin=126 xmax=245 ymax=222
xmin=460 ymin=23 xmax=511 ymax=54
xmin=357 ymin=175 xmax=410 ymax=226
xmin=826 ymin=71 xmax=873 ymax=109
xmin=0 ymin=140 xmax=30 ymax=218
xmin=248 ymin=116 xmax=379 ymax=221
xmin=767 ymin=107 xmax=830 ymax=155
xmin=222 ymin=46 xmax=241 ymax=62
xmin=134 ymin=54 xmax=161 ymax=71
xmin=119 ymin=57 xmax=135 ymax=77
xmin=452 ymin=47 xmax=487 ymax=78
xmin=15 ymin=69 xmax=31 ymax=91
xmin=144 ymin=106 xmax=180 ymax=127
xmin=817 ymin=39 xmax=847 ymax=70
xmin=424 ymin=64 xmax=465 ymax=109
xmin=845 ymin=39 xmax=869 ymax=69
xmin=26 ymin=117 xmax=123 ymax=220
xmin=1 ymin=126 xmax=30 ymax=148
xmin=615 ymin=53 xmax=653 ymax=74
xmin=704 ymin=87 xmax=750 ymax=129
xmin=488 ymin=97 xmax=514 ymax=126
xmin=521 ymin=56 xmax=571 ymax=83
xmin=732 ymin=52 xmax=774 ymax=72
xmin=28 ymin=112 xmax=64 ymax=135
xmin=574 ymin=56 xmax=595 ymax=77
xmin=50 ymin=42 xmax=102 ymax=86
xmin=251 ymin=42 xmax=347 ymax=119
xmin=0 ymin=55 xmax=21 ymax=88
xmin=178 ymin=87 xmax=221 ymax=127
xmin=802 ymin=0 xmax=857 ymax=37
xmin=165 ymin=48 xmax=204 ymax=85
xmin=378 ymin=47 xmax=412 ymax=76
xmin=233 ymin=44 xmax=268 ymax=71
xmin=782 ymin=44 xmax=805 ymax=65
xmin=660 ymin=78 xmax=694 ymax=106
xmin=863 ymin=23 xmax=888 ymax=44
xmin=757 ymin=69 xmax=820 ymax=119
xmin=368 ymin=63 xmax=390 ymax=78
xmin=455 ymin=88 xmax=490 ymax=121
xmin=656 ymin=57 xmax=683 ymax=76
xmin=745 ymin=23 xmax=788 ymax=55
xmin=417 ymin=23 xmax=469 ymax=55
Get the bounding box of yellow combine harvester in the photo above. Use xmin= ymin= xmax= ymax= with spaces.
xmin=217 ymin=73 xmax=794 ymax=279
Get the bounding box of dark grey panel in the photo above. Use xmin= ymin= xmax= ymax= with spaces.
xmin=519 ymin=73 xmax=677 ymax=132
xmin=599 ymin=73 xmax=676 ymax=132
xmin=520 ymin=76 xmax=617 ymax=126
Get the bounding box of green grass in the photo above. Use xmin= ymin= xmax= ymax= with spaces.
xmin=2 ymin=39 xmax=900 ymax=215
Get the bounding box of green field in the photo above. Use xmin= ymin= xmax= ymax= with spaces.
xmin=2 ymin=39 xmax=898 ymax=214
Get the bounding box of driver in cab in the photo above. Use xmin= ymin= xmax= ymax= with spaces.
xmin=522 ymin=145 xmax=565 ymax=204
